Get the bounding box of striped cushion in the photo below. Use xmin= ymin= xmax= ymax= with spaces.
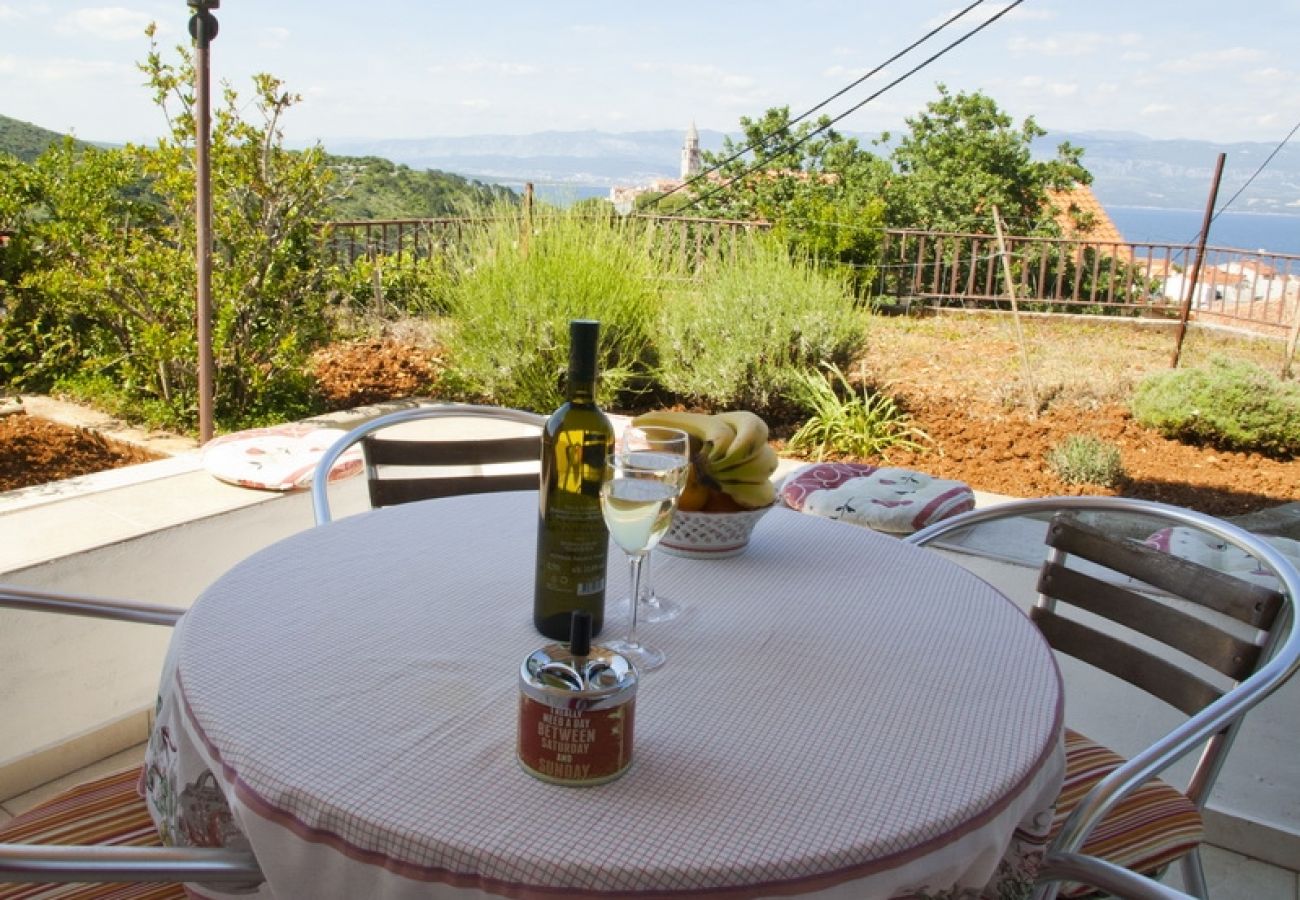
xmin=0 ymin=767 xmax=184 ymax=900
xmin=1053 ymin=729 xmax=1204 ymax=899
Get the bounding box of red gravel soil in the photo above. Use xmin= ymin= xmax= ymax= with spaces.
xmin=0 ymin=415 xmax=163 ymax=492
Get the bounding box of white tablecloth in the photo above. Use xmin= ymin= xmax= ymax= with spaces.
xmin=144 ymin=491 xmax=1063 ymax=899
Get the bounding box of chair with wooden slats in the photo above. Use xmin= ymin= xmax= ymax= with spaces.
xmin=311 ymin=404 xmax=545 ymax=525
xmin=906 ymin=496 xmax=1300 ymax=900
xmin=0 ymin=587 xmax=262 ymax=896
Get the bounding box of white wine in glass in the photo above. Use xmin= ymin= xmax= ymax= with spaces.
xmin=618 ymin=427 xmax=690 ymax=623
xmin=599 ymin=455 xmax=683 ymax=671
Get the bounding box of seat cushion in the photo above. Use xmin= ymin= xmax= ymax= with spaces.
xmin=1053 ymin=729 xmax=1204 ymax=899
xmin=0 ymin=766 xmax=184 ymax=899
xmin=780 ymin=462 xmax=975 ymax=533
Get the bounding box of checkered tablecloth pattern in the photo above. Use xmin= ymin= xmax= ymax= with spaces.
xmin=149 ymin=492 xmax=1063 ymax=899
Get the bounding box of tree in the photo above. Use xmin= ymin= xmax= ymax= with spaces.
xmin=678 ymin=107 xmax=890 ymax=284
xmin=0 ymin=29 xmax=341 ymax=429
xmin=884 ymin=84 xmax=1089 ymax=234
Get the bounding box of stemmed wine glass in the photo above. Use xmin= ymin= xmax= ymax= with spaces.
xmin=599 ymin=451 xmax=687 ymax=671
xmin=618 ymin=426 xmax=690 ymax=623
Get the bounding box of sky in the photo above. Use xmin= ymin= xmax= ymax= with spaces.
xmin=3 ymin=1 xmax=1300 ymax=147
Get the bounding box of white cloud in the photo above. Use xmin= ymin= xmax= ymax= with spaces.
xmin=1160 ymin=47 xmax=1267 ymax=74
xmin=26 ymin=57 xmax=120 ymax=80
xmin=58 ymin=7 xmax=152 ymax=41
xmin=459 ymin=98 xmax=490 ymax=109
xmin=823 ymin=65 xmax=870 ymax=79
xmin=0 ymin=5 xmax=21 ymax=20
xmin=427 ymin=60 xmax=540 ymax=77
xmin=1141 ymin=103 xmax=1174 ymax=116
xmin=0 ymin=55 xmax=14 ymax=74
xmin=258 ymin=27 xmax=290 ymax=51
xmin=1244 ymin=66 xmax=1289 ymax=84
xmin=1017 ymin=75 xmax=1078 ymax=98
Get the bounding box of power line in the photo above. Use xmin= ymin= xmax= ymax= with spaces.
xmin=1165 ymin=117 xmax=1300 ymax=261
xmin=1212 ymin=117 xmax=1300 ymax=221
xmin=645 ymin=1 xmax=989 ymax=209
xmin=679 ymin=0 xmax=1030 ymax=213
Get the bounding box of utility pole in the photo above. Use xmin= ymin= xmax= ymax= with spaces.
xmin=188 ymin=0 xmax=219 ymax=443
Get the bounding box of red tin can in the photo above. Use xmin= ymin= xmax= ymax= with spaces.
xmin=517 ymin=642 xmax=637 ymax=786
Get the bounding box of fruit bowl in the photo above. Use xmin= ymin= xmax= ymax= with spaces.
xmin=659 ymin=504 xmax=773 ymax=559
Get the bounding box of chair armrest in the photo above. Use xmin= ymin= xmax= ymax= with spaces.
xmin=1033 ymin=852 xmax=1194 ymax=900
xmin=0 ymin=843 xmax=261 ymax=884
xmin=0 ymin=585 xmax=184 ymax=627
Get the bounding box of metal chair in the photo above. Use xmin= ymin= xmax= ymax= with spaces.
xmin=907 ymin=496 xmax=1300 ymax=900
xmin=0 ymin=585 xmax=262 ymax=894
xmin=310 ymin=404 xmax=546 ymax=525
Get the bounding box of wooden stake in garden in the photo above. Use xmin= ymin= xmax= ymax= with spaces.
xmin=992 ymin=206 xmax=1040 ymax=416
xmin=1171 ymin=152 xmax=1225 ymax=369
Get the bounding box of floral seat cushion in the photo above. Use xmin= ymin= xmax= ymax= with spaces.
xmin=1145 ymin=526 xmax=1300 ymax=590
xmin=201 ymin=423 xmax=363 ymax=492
xmin=780 ymin=462 xmax=975 ymax=534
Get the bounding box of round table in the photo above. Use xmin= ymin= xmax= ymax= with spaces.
xmin=145 ymin=491 xmax=1063 ymax=899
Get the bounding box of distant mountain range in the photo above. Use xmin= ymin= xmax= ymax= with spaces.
xmin=324 ymin=128 xmax=1300 ymax=215
xmin=6 ymin=111 xmax=1299 ymax=215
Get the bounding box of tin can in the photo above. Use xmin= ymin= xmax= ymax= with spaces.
xmin=517 ymin=642 xmax=637 ymax=786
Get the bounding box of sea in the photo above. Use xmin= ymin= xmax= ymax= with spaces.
xmin=1106 ymin=206 xmax=1300 ymax=256
xmin=494 ymin=179 xmax=1300 ymax=257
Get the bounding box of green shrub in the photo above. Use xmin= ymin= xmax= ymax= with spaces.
xmin=656 ymin=236 xmax=866 ymax=412
xmin=788 ymin=365 xmax=929 ymax=460
xmin=331 ymin=254 xmax=453 ymax=320
xmin=1046 ymin=434 xmax=1126 ymax=487
xmin=446 ymin=208 xmax=658 ymax=411
xmin=1130 ymin=357 xmax=1300 ymax=457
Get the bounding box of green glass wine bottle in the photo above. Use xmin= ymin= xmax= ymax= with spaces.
xmin=533 ymin=320 xmax=614 ymax=640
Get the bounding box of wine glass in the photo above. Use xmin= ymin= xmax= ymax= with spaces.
xmin=599 ymin=453 xmax=687 ymax=671
xmin=618 ymin=426 xmax=690 ymax=623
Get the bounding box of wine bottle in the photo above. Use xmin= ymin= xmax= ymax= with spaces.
xmin=533 ymin=319 xmax=614 ymax=640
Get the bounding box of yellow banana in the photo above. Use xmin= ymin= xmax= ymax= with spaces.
xmin=632 ymin=411 xmax=734 ymax=464
xmin=718 ymin=445 xmax=779 ymax=484
xmin=717 ymin=478 xmax=776 ymax=509
xmin=712 ymin=411 xmax=769 ymax=470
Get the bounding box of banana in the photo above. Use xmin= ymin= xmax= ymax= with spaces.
xmin=712 ymin=411 xmax=769 ymax=471
xmin=632 ymin=410 xmax=735 ymax=465
xmin=717 ymin=478 xmax=776 ymax=509
xmin=717 ymin=445 xmax=779 ymax=485
xmin=633 ymin=409 xmax=778 ymax=510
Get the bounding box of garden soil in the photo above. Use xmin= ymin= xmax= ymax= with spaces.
xmin=2 ymin=322 xmax=1298 ymax=518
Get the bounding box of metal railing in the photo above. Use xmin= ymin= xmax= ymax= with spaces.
xmin=875 ymin=229 xmax=1300 ymax=336
xmin=322 ymin=218 xmax=1299 ymax=336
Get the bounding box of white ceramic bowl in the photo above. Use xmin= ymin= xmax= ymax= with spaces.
xmin=658 ymin=505 xmax=773 ymax=559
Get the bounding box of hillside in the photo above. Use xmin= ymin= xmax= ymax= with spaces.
xmin=324 ymin=155 xmax=517 ymax=219
xmin=0 ymin=114 xmax=98 ymax=161
xmin=0 ymin=114 xmax=518 ymax=219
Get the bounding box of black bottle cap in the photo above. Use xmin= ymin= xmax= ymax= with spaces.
xmin=568 ymin=319 xmax=599 ymax=381
xmin=568 ymin=610 xmax=592 ymax=657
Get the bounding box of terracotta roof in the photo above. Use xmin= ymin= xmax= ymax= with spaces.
xmin=1045 ymin=185 xmax=1125 ymax=245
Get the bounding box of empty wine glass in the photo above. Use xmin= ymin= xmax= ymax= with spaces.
xmin=599 ymin=452 xmax=687 ymax=671
xmin=619 ymin=426 xmax=690 ymax=622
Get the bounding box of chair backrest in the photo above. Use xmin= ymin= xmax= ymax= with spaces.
xmin=1035 ymin=511 xmax=1284 ymax=720
xmin=311 ymin=404 xmax=546 ymax=525
xmin=907 ymin=496 xmax=1300 ymax=808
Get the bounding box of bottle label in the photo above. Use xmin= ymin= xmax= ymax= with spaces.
xmin=538 ymin=495 xmax=607 ymax=595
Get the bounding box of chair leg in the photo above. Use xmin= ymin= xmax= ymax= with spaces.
xmin=1178 ymin=847 xmax=1209 ymax=899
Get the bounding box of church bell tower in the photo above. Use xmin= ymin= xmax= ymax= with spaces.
xmin=680 ymin=121 xmax=701 ymax=180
